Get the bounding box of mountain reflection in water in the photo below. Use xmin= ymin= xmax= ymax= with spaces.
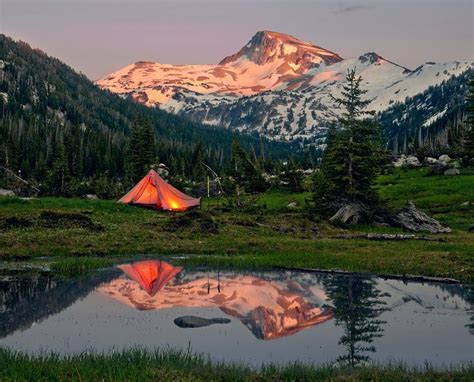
xmin=1 ymin=261 xmax=472 ymax=366
xmin=99 ymin=260 xmax=334 ymax=340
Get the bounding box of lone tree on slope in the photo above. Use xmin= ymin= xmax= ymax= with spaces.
xmin=313 ymin=68 xmax=386 ymax=220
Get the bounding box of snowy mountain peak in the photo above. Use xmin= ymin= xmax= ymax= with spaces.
xmin=96 ymin=30 xmax=473 ymax=144
xmin=219 ymin=30 xmax=343 ymax=68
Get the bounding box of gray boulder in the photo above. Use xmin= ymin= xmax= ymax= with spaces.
xmin=429 ymin=161 xmax=450 ymax=175
xmin=396 ymin=201 xmax=451 ymax=233
xmin=438 ymin=154 xmax=451 ymax=163
xmin=444 ymin=168 xmax=460 ymax=176
xmin=0 ymin=189 xmax=15 ymax=197
xmin=405 ymin=155 xmax=421 ymax=167
xmin=393 ymin=155 xmax=420 ymax=168
xmin=330 ymin=203 xmax=365 ymax=225
xmin=83 ymin=194 xmax=99 ymax=200
xmin=174 ymin=315 xmax=231 ymax=328
xmin=423 ymin=157 xmax=438 ymax=166
xmin=393 ymin=154 xmax=407 ymax=168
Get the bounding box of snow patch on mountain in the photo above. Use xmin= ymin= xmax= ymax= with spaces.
xmin=96 ymin=31 xmax=473 ymax=144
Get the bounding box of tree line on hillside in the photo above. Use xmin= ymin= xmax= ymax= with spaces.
xmin=379 ymin=70 xmax=473 ymax=158
xmin=1 ymin=32 xmax=473 ymax=205
xmin=0 ymin=34 xmax=315 ymax=197
xmin=313 ymin=70 xmax=474 ymax=220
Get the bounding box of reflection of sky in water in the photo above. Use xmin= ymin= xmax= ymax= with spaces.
xmin=0 ymin=262 xmax=472 ymax=367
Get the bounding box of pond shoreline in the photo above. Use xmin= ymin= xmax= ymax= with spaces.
xmin=275 ymin=266 xmax=464 ymax=284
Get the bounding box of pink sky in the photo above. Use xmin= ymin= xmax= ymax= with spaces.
xmin=1 ymin=0 xmax=473 ymax=80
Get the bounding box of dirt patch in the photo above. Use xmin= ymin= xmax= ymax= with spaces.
xmin=0 ymin=216 xmax=34 ymax=231
xmin=38 ymin=210 xmax=105 ymax=231
xmin=166 ymin=209 xmax=218 ymax=234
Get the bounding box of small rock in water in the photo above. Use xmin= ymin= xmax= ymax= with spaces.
xmin=174 ymin=315 xmax=231 ymax=328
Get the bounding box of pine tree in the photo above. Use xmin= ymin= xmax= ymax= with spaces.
xmin=227 ymin=140 xmax=268 ymax=194
xmin=127 ymin=117 xmax=156 ymax=182
xmin=463 ymin=75 xmax=474 ymax=166
xmin=49 ymin=142 xmax=69 ymax=195
xmin=314 ymin=69 xmax=386 ymax=216
xmin=139 ymin=118 xmax=156 ymax=169
xmin=191 ymin=142 xmax=206 ymax=182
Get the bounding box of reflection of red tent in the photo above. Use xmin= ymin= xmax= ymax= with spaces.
xmin=117 ymin=260 xmax=182 ymax=296
xmin=118 ymin=170 xmax=200 ymax=211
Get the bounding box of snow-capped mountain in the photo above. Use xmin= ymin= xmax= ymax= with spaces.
xmin=96 ymin=31 xmax=473 ymax=144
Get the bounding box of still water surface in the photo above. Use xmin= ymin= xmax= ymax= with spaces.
xmin=0 ymin=260 xmax=472 ymax=367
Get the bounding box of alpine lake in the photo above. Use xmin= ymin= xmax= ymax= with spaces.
xmin=0 ymin=259 xmax=472 ymax=369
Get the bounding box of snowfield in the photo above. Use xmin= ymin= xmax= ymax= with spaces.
xmin=96 ymin=31 xmax=473 ymax=144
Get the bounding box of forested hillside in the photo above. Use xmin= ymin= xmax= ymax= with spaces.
xmin=0 ymin=35 xmax=300 ymax=195
xmin=379 ymin=70 xmax=472 ymax=154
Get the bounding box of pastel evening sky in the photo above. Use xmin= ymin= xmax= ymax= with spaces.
xmin=1 ymin=0 xmax=473 ymax=80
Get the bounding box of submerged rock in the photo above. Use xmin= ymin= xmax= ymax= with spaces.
xmin=396 ymin=201 xmax=451 ymax=234
xmin=174 ymin=315 xmax=231 ymax=328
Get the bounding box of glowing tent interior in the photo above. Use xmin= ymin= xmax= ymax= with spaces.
xmin=118 ymin=170 xmax=200 ymax=211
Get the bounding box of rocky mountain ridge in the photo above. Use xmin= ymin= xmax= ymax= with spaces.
xmin=96 ymin=31 xmax=473 ymax=146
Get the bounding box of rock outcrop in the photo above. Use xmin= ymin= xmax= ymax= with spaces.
xmin=329 ymin=203 xmax=366 ymax=225
xmin=0 ymin=189 xmax=15 ymax=197
xmin=393 ymin=155 xmax=421 ymax=168
xmin=396 ymin=201 xmax=451 ymax=233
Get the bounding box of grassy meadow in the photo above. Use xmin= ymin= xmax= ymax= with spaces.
xmin=0 ymin=348 xmax=472 ymax=382
xmin=0 ymin=167 xmax=473 ymax=283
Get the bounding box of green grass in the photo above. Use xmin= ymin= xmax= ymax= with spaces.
xmin=0 ymin=168 xmax=473 ymax=283
xmin=0 ymin=348 xmax=472 ymax=382
xmin=50 ymin=257 xmax=116 ymax=275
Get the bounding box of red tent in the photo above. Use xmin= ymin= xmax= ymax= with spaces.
xmin=118 ymin=170 xmax=200 ymax=211
xmin=117 ymin=260 xmax=182 ymax=296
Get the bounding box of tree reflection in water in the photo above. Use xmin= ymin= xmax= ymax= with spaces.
xmin=323 ymin=275 xmax=386 ymax=366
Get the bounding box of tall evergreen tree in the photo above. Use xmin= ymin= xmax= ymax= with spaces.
xmin=463 ymin=75 xmax=474 ymax=166
xmin=49 ymin=142 xmax=69 ymax=195
xmin=314 ymin=69 xmax=386 ymax=216
xmin=226 ymin=140 xmax=268 ymax=194
xmin=127 ymin=117 xmax=156 ymax=182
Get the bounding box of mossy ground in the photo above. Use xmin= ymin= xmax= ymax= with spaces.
xmin=0 ymin=168 xmax=473 ymax=283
